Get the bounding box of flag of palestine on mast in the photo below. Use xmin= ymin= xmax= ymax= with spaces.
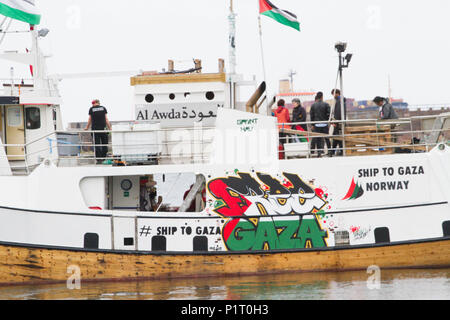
xmin=259 ymin=0 xmax=300 ymax=31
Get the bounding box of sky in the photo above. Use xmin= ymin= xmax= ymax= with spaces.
xmin=0 ymin=0 xmax=450 ymax=126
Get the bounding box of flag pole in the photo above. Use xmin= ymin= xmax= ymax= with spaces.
xmin=258 ymin=14 xmax=270 ymax=114
xmin=228 ymin=0 xmax=237 ymax=109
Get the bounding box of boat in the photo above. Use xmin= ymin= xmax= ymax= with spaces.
xmin=0 ymin=4 xmax=449 ymax=286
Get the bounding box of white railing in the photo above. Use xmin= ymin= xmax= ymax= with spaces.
xmin=0 ymin=114 xmax=448 ymax=174
xmin=279 ymin=114 xmax=450 ymax=158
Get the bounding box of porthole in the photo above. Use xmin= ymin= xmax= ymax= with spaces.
xmin=169 ymin=93 xmax=175 ymax=100
xmin=193 ymin=236 xmax=208 ymax=252
xmin=120 ymin=179 xmax=133 ymax=191
xmin=152 ymin=236 xmax=167 ymax=252
xmin=84 ymin=233 xmax=99 ymax=249
xmin=443 ymin=221 xmax=450 ymax=237
xmin=374 ymin=227 xmax=390 ymax=244
xmin=145 ymin=94 xmax=154 ymax=103
xmin=206 ymin=91 xmax=215 ymax=101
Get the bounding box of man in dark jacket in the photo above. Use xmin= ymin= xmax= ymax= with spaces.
xmin=85 ymin=99 xmax=112 ymax=164
xmin=374 ymin=96 xmax=399 ymax=144
xmin=331 ymin=89 xmax=347 ymax=156
xmin=373 ymin=96 xmax=398 ymax=120
xmin=310 ymin=92 xmax=331 ymax=156
xmin=291 ymin=98 xmax=307 ymax=131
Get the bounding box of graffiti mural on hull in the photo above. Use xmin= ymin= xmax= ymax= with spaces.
xmin=207 ymin=172 xmax=329 ymax=251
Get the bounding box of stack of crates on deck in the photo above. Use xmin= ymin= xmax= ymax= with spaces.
xmin=344 ymin=125 xmax=394 ymax=156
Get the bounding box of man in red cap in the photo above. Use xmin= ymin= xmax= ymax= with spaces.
xmin=85 ymin=99 xmax=112 ymax=163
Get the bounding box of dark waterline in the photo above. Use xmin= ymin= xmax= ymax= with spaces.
xmin=0 ymin=268 xmax=449 ymax=300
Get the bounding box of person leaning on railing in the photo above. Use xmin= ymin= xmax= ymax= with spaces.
xmin=373 ymin=96 xmax=399 ymax=145
xmin=373 ymin=96 xmax=398 ymax=120
xmin=84 ymin=99 xmax=113 ymax=164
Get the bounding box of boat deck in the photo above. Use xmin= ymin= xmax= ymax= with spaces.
xmin=1 ymin=113 xmax=449 ymax=175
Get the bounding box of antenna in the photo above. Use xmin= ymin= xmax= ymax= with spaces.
xmin=228 ymin=0 xmax=236 ymax=75
xmin=288 ymin=69 xmax=297 ymax=92
xmin=388 ymin=74 xmax=392 ymax=103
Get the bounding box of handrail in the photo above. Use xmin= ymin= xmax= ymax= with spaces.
xmin=0 ymin=114 xmax=447 ymax=173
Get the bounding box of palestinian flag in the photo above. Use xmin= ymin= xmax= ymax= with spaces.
xmin=0 ymin=0 xmax=41 ymax=25
xmin=342 ymin=178 xmax=365 ymax=201
xmin=259 ymin=0 xmax=300 ymax=31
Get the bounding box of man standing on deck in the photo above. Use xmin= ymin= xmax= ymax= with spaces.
xmin=84 ymin=99 xmax=112 ymax=164
xmin=274 ymin=99 xmax=291 ymax=154
xmin=331 ymin=89 xmax=347 ymax=156
xmin=373 ymin=96 xmax=398 ymax=120
xmin=291 ymin=98 xmax=308 ymax=143
xmin=373 ymin=96 xmax=399 ymax=144
xmin=310 ymin=92 xmax=331 ymax=157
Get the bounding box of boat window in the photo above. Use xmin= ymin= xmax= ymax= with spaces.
xmin=145 ymin=94 xmax=154 ymax=103
xmin=138 ymin=173 xmax=206 ymax=213
xmin=25 ymin=107 xmax=41 ymax=130
xmin=169 ymin=93 xmax=175 ymax=100
xmin=104 ymin=173 xmax=206 ymax=212
xmin=374 ymin=227 xmax=390 ymax=244
xmin=152 ymin=236 xmax=166 ymax=252
xmin=84 ymin=233 xmax=99 ymax=249
xmin=193 ymin=236 xmax=208 ymax=252
xmin=206 ymin=91 xmax=215 ymax=101
xmin=7 ymin=106 xmax=22 ymax=127
xmin=443 ymin=221 xmax=450 ymax=237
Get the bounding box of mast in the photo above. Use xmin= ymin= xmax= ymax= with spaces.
xmin=228 ymin=0 xmax=236 ymax=75
xmin=288 ymin=69 xmax=296 ymax=92
xmin=227 ymin=0 xmax=237 ymax=109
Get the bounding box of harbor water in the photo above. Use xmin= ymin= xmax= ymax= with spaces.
xmin=0 ymin=268 xmax=448 ymax=300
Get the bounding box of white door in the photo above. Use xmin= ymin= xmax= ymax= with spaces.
xmin=5 ymin=105 xmax=25 ymax=161
xmin=24 ymin=105 xmax=48 ymax=166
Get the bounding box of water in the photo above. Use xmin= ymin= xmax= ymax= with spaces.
xmin=0 ymin=268 xmax=448 ymax=300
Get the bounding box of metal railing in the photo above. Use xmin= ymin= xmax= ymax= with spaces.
xmin=0 ymin=114 xmax=448 ymax=174
xmin=279 ymin=114 xmax=450 ymax=158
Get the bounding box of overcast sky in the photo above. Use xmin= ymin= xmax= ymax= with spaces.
xmin=0 ymin=0 xmax=449 ymax=125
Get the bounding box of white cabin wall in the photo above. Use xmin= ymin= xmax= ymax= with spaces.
xmin=113 ymin=217 xmax=136 ymax=250
xmin=80 ymin=177 xmax=107 ymax=210
xmin=53 ymin=105 xmax=64 ymax=131
xmin=0 ymin=176 xmax=28 ymax=206
xmin=0 ymin=208 xmax=112 ymax=249
xmin=25 ymin=105 xmax=61 ymax=166
xmin=429 ymin=145 xmax=450 ymax=203
xmin=133 ymin=82 xmax=226 ymax=106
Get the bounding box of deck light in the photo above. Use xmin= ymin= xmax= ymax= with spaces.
xmin=38 ymin=28 xmax=50 ymax=38
xmin=334 ymin=42 xmax=353 ymax=156
xmin=335 ymin=42 xmax=347 ymax=53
